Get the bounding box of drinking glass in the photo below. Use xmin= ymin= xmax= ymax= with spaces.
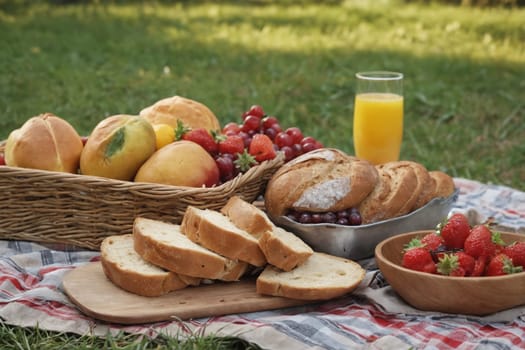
xmin=353 ymin=71 xmax=404 ymax=165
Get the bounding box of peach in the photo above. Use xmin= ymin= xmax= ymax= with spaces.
xmin=134 ymin=140 xmax=220 ymax=187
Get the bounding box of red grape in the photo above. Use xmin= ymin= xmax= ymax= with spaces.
xmin=274 ymin=132 xmax=293 ymax=148
xmin=285 ymin=127 xmax=304 ymax=144
xmin=248 ymin=105 xmax=265 ymax=118
xmin=241 ymin=115 xmax=261 ymax=133
xmin=262 ymin=116 xmax=279 ymax=129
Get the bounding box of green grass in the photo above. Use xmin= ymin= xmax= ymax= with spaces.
xmin=1 ymin=1 xmax=524 ymax=190
xmin=0 ymin=0 xmax=524 ymax=348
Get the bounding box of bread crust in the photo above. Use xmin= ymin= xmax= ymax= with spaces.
xmin=181 ymin=206 xmax=267 ymax=267
xmin=5 ymin=113 xmax=83 ymax=173
xmin=139 ymin=96 xmax=220 ymax=131
xmin=256 ymin=252 xmax=365 ymax=300
xmin=133 ymin=217 xmax=248 ymax=281
xmin=100 ymin=235 xmax=195 ymax=297
xmin=264 ymin=148 xmax=378 ymax=217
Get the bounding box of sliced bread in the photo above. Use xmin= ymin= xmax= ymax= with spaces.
xmin=181 ymin=206 xmax=267 ymax=267
xmin=220 ymin=196 xmax=313 ymax=271
xmin=256 ymin=252 xmax=365 ymax=300
xmin=220 ymin=196 xmax=273 ymax=238
xmin=133 ymin=217 xmax=248 ymax=281
xmin=259 ymin=226 xmax=314 ymax=271
xmin=100 ymin=234 xmax=200 ymax=297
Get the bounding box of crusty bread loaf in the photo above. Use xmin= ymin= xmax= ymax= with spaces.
xmin=264 ymin=148 xmax=378 ymax=217
xmin=259 ymin=226 xmax=313 ymax=271
xmin=429 ymin=170 xmax=455 ymax=198
xmin=139 ymin=95 xmax=220 ymax=131
xmin=100 ymin=234 xmax=200 ymax=297
xmin=181 ymin=206 xmax=267 ymax=267
xmin=220 ymin=196 xmax=273 ymax=238
xmin=256 ymin=252 xmax=365 ymax=300
xmin=358 ymin=161 xmax=420 ymax=224
xmin=5 ymin=113 xmax=83 ymax=173
xmin=133 ymin=217 xmax=248 ymax=281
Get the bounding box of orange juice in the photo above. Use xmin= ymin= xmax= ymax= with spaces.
xmin=353 ymin=92 xmax=403 ymax=165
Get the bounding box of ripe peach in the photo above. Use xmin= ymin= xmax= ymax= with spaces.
xmin=134 ymin=140 xmax=220 ymax=187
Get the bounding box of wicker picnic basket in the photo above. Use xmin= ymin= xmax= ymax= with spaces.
xmin=0 ymin=141 xmax=284 ymax=250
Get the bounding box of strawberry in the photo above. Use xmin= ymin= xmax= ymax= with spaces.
xmin=421 ymin=232 xmax=444 ymax=251
xmin=464 ymin=225 xmax=505 ymax=259
xmin=402 ymin=247 xmax=436 ymax=273
xmin=503 ymin=241 xmax=525 ymax=268
xmin=437 ymin=252 xmax=475 ymax=277
xmin=485 ymin=253 xmax=523 ymax=276
xmin=182 ymin=128 xmax=218 ymax=155
xmin=234 ymin=149 xmax=257 ymax=172
xmin=218 ymin=135 xmax=245 ymax=156
xmin=248 ymin=134 xmax=276 ymax=162
xmin=437 ymin=213 xmax=471 ymax=249
xmin=471 ymin=256 xmax=488 ymax=276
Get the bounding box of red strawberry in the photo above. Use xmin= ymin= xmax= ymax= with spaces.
xmin=421 ymin=232 xmax=444 ymax=251
xmin=471 ymin=256 xmax=488 ymax=276
xmin=464 ymin=225 xmax=504 ymax=259
xmin=437 ymin=252 xmax=475 ymax=277
xmin=182 ymin=128 xmax=218 ymax=155
xmin=248 ymin=134 xmax=276 ymax=162
xmin=485 ymin=253 xmax=523 ymax=276
xmin=437 ymin=213 xmax=471 ymax=249
xmin=503 ymin=241 xmax=525 ymax=268
xmin=218 ymin=135 xmax=245 ymax=156
xmin=402 ymin=247 xmax=436 ymax=274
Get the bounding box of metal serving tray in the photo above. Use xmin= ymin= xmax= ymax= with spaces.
xmin=269 ymin=190 xmax=459 ymax=260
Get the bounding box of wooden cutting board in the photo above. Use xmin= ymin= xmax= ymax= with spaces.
xmin=63 ymin=262 xmax=313 ymax=324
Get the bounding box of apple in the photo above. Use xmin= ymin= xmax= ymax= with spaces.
xmin=134 ymin=140 xmax=220 ymax=187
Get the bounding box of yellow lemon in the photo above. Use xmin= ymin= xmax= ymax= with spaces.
xmin=153 ymin=123 xmax=175 ymax=150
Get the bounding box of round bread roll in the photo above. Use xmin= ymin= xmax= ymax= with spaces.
xmin=264 ymin=148 xmax=379 ymax=217
xmin=4 ymin=113 xmax=83 ymax=173
xmin=139 ymin=96 xmax=220 ymax=131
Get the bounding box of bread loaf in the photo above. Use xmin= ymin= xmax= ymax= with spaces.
xmin=256 ymin=252 xmax=365 ymax=300
xmin=100 ymin=234 xmax=200 ymax=297
xmin=264 ymin=148 xmax=378 ymax=217
xmin=133 ymin=217 xmax=248 ymax=281
xmin=139 ymin=95 xmax=220 ymax=131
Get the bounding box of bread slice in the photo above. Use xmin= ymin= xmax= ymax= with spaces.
xmin=256 ymin=252 xmax=365 ymax=300
xmin=220 ymin=196 xmax=313 ymax=271
xmin=133 ymin=217 xmax=248 ymax=281
xmin=181 ymin=206 xmax=267 ymax=267
xmin=220 ymin=196 xmax=273 ymax=238
xmin=100 ymin=234 xmax=200 ymax=297
xmin=259 ymin=226 xmax=314 ymax=271
xmin=358 ymin=161 xmax=419 ymax=224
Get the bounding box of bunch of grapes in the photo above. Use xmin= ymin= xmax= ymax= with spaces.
xmin=286 ymin=208 xmax=363 ymax=226
xmin=214 ymin=105 xmax=324 ymax=183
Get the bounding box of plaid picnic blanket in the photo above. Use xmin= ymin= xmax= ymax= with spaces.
xmin=1 ymin=177 xmax=524 ymax=349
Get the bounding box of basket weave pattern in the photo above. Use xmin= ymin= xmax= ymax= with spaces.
xmin=0 ymin=142 xmax=284 ymax=250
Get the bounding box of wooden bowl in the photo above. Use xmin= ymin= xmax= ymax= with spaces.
xmin=375 ymin=230 xmax=525 ymax=315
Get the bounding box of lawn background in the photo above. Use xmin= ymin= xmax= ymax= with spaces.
xmin=0 ymin=0 xmax=524 ymax=347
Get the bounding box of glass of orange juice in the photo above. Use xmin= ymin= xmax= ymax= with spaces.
xmin=353 ymin=71 xmax=404 ymax=165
